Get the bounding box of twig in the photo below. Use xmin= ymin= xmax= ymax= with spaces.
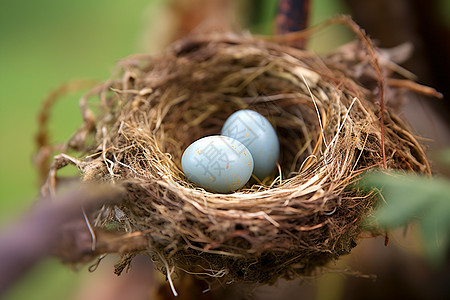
xmin=35 ymin=80 xmax=97 ymax=184
xmin=331 ymin=15 xmax=387 ymax=169
xmin=387 ymin=78 xmax=443 ymax=99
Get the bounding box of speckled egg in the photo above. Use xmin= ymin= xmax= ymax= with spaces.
xmin=182 ymin=136 xmax=254 ymax=193
xmin=221 ymin=110 xmax=279 ymax=180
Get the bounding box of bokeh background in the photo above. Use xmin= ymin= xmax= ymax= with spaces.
xmin=1 ymin=0 xmax=449 ymax=299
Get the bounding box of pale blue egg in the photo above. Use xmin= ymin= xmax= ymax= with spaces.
xmin=221 ymin=110 xmax=279 ymax=180
xmin=182 ymin=136 xmax=254 ymax=193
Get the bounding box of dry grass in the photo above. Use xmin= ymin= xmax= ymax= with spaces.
xmin=37 ymin=18 xmax=433 ymax=289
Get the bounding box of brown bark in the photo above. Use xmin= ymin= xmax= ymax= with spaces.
xmin=0 ymin=184 xmax=126 ymax=297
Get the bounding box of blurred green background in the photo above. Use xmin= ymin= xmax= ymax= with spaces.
xmin=0 ymin=1 xmax=160 ymax=299
xmin=0 ymin=0 xmax=351 ymax=299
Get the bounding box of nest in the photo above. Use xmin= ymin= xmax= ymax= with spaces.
xmin=38 ymin=19 xmax=432 ymax=289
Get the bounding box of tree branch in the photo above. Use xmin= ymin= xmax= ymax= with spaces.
xmin=0 ymin=184 xmax=131 ymax=297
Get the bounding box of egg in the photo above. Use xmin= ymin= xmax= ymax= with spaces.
xmin=221 ymin=110 xmax=279 ymax=180
xmin=182 ymin=136 xmax=254 ymax=193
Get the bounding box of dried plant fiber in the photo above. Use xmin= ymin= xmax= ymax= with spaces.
xmin=38 ymin=19 xmax=432 ymax=288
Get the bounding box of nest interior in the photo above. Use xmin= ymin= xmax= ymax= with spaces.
xmin=41 ymin=31 xmax=430 ymax=286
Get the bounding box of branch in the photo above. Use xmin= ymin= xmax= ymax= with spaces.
xmin=0 ymin=184 xmax=131 ymax=297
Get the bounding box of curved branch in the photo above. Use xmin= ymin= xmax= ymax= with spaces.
xmin=0 ymin=184 xmax=128 ymax=297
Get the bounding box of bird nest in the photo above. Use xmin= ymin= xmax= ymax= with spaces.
xmin=37 ymin=18 xmax=432 ymax=290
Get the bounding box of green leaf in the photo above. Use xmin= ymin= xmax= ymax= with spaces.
xmin=359 ymin=170 xmax=450 ymax=265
